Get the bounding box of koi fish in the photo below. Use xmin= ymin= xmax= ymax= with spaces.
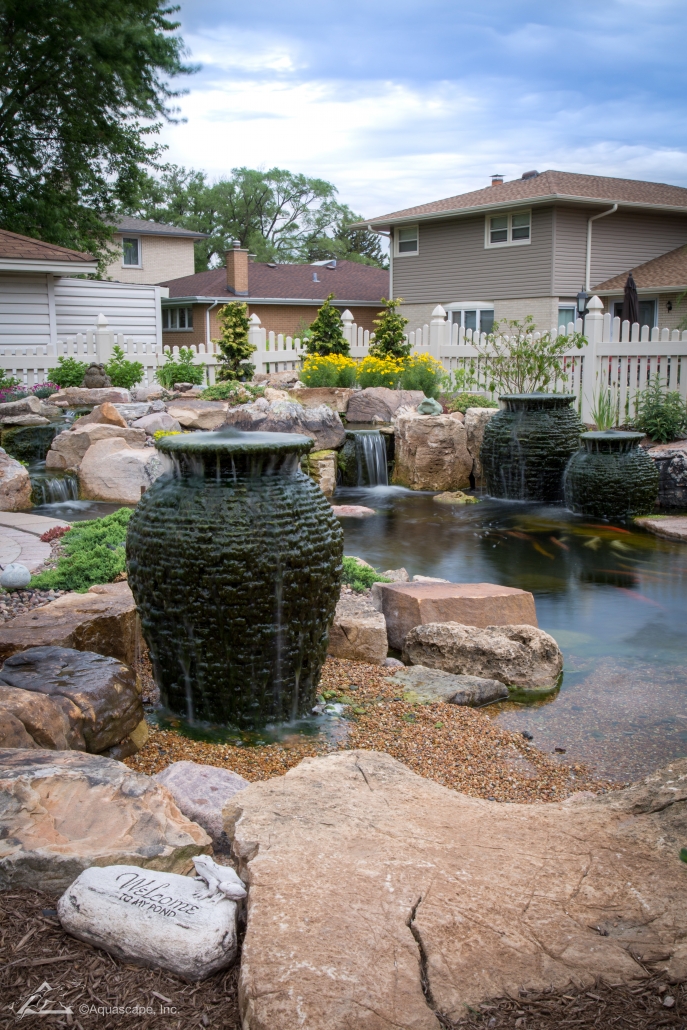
xmin=614 ymin=587 xmax=666 ymax=609
xmin=582 ymin=524 xmax=632 ymax=534
xmin=505 ymin=530 xmax=533 ymax=540
xmin=532 ymin=541 xmax=555 ymax=559
xmin=583 ymin=537 xmax=601 ymax=550
xmin=609 ymin=540 xmax=632 ymax=552
xmin=549 ymin=536 xmax=570 ymax=551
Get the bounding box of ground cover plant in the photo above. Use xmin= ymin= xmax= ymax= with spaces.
xmin=104 ymin=344 xmax=144 ymax=390
xmin=0 ymin=381 xmax=58 ymax=403
xmin=632 ymin=374 xmax=687 ymax=442
xmin=155 ymin=347 xmax=205 ymax=388
xmin=30 ymin=508 xmax=132 ymax=592
xmin=444 ymin=392 xmax=499 ymax=414
xmin=201 ymin=381 xmax=265 ymax=402
xmin=341 ymin=556 xmax=391 ymax=592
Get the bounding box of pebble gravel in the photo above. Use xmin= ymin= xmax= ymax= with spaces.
xmin=0 ymin=586 xmax=69 ymax=621
xmin=126 ymin=657 xmax=611 ymax=802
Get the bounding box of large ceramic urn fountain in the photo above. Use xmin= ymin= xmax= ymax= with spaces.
xmin=126 ymin=430 xmax=344 ymax=728
xmin=564 ymin=431 xmax=659 ymax=520
xmin=480 ymin=394 xmax=583 ymax=503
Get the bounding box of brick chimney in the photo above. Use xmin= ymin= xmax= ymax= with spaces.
xmin=491 ymin=174 xmax=504 ymax=186
xmin=226 ymin=241 xmax=249 ymax=296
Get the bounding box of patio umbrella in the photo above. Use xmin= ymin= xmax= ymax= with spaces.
xmin=621 ymin=272 xmax=639 ymax=325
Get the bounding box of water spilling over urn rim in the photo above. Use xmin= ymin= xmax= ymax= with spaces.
xmin=155 ymin=428 xmax=315 ymax=457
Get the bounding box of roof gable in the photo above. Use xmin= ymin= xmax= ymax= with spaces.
xmin=0 ymin=227 xmax=94 ymax=263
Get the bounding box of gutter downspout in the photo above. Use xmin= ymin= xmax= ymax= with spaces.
xmin=585 ymin=204 xmax=618 ymax=292
xmin=205 ymin=301 xmax=220 ymax=352
xmin=368 ymin=224 xmax=392 ymax=298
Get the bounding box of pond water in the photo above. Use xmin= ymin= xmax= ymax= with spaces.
xmin=338 ymin=485 xmax=687 ymax=783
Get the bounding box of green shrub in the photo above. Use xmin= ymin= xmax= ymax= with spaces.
xmin=213 ymin=302 xmax=255 ymax=381
xmin=104 ymin=345 xmax=144 ymax=390
xmin=50 ymin=356 xmax=90 ymax=389
xmin=632 ymin=376 xmax=687 ymax=442
xmin=369 ymin=298 xmax=410 ymax=358
xmin=155 ymin=348 xmax=205 ymax=389
xmin=201 ymin=381 xmax=265 ymax=402
xmin=341 ymin=556 xmax=391 ymax=593
xmin=304 ymin=294 xmax=349 ymax=356
xmin=30 ymin=508 xmax=132 ymax=593
xmin=444 ymin=393 xmax=499 ymax=414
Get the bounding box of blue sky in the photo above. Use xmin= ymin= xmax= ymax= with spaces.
xmin=158 ymin=0 xmax=687 ymax=218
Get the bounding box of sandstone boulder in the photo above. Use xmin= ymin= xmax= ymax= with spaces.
xmin=371 ymin=581 xmax=538 ymax=651
xmin=346 ymin=387 xmax=425 ymax=423
xmin=0 ymin=684 xmax=80 ymax=750
xmin=635 ymin=514 xmax=687 ymax=542
xmin=113 ymin=402 xmax=153 ymax=421
xmin=0 ymin=395 xmax=42 ymax=417
xmin=131 ymin=411 xmax=181 ymax=435
xmin=392 ymin=408 xmax=472 ymax=490
xmin=154 ymin=761 xmax=250 ymax=846
xmin=387 ymin=664 xmax=509 ymax=706
xmin=330 ymin=504 xmax=375 ymax=518
xmin=227 ymin=751 xmax=687 ymax=1028
xmin=132 ymin=386 xmax=166 ymax=401
xmin=327 ymin=594 xmax=388 ymax=665
xmin=253 ymin=370 xmax=300 ymax=387
xmin=647 ymin=440 xmax=687 ymax=508
xmin=49 ymin=387 xmax=131 ymax=406
xmin=58 ymin=863 xmax=239 ymax=979
xmin=464 ymin=406 xmax=499 ymax=484
xmin=166 ymin=399 xmax=228 ymax=431
xmin=0 ymin=749 xmax=211 ymax=891
xmin=45 ymin=423 xmax=146 ymax=471
xmin=0 ymin=581 xmax=138 ymax=666
xmin=287 ymin=387 xmax=354 ymax=412
xmin=0 ymin=450 xmax=32 ymax=510
xmin=74 ymin=402 xmax=128 ymax=428
xmin=224 ymin=400 xmax=345 ymax=450
xmin=0 ymin=646 xmax=144 ymax=754
xmin=402 ymin=621 xmax=563 ymax=692
xmin=302 ymin=449 xmax=337 ymax=498
xmin=0 ymin=413 xmax=49 ymax=427
xmin=78 ymin=436 xmax=172 ymax=502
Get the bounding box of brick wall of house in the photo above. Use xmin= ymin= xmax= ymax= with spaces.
xmin=105 ymin=234 xmax=196 ymax=285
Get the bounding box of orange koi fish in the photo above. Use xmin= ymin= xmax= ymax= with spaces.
xmin=549 ymin=537 xmax=569 ymax=551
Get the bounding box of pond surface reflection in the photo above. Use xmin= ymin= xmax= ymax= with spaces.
xmin=338 ymin=486 xmax=687 ymax=782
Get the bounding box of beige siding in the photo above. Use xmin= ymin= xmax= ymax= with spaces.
xmin=392 ymin=207 xmax=554 ymax=305
xmin=0 ymin=273 xmax=51 ymax=347
xmin=104 ymin=234 xmax=196 ymax=285
xmin=553 ymin=205 xmax=687 ymax=293
xmin=55 ymin=278 xmax=161 ymax=345
xmin=493 ymin=296 xmax=561 ymax=329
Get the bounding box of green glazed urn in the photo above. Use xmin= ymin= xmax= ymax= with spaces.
xmin=480 ymin=394 xmax=583 ymax=503
xmin=126 ymin=429 xmax=344 ymax=729
xmin=564 ymin=431 xmax=659 ymax=519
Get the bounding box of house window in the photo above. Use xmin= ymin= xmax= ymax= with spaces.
xmin=558 ymin=306 xmax=576 ymax=329
xmin=395 ymin=225 xmax=418 ymax=256
xmin=122 ymin=237 xmax=141 ymax=266
xmin=485 ymin=210 xmax=531 ymax=247
xmin=162 ymin=307 xmax=194 ymax=330
xmin=449 ymin=307 xmax=495 ymax=334
xmin=613 ymin=299 xmax=656 ymax=329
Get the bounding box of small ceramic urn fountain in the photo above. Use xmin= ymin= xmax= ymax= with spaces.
xmin=564 ymin=431 xmax=659 ymax=520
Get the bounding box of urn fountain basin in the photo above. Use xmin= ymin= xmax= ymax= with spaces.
xmin=564 ymin=431 xmax=659 ymax=520
xmin=480 ymin=394 xmax=583 ymax=503
xmin=126 ymin=430 xmax=344 ymax=729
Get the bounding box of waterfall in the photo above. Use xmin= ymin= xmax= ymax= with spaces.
xmin=30 ymin=464 xmax=79 ymax=504
xmin=354 ymin=430 xmax=388 ymax=486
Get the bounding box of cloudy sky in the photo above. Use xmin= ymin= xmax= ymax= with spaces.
xmin=159 ymin=0 xmax=687 ymax=219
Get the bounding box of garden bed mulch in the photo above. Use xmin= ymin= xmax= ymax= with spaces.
xmin=126 ymin=657 xmax=612 ymax=803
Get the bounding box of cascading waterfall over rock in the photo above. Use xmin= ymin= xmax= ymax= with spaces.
xmin=354 ymin=430 xmax=388 ymax=486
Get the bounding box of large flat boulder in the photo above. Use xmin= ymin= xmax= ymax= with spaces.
xmin=0 ymin=749 xmax=211 ymax=891
xmin=46 ymin=423 xmax=146 ymax=470
xmin=224 ymin=400 xmax=346 ymax=451
xmin=463 ymin=406 xmax=498 ymax=484
xmin=371 ymin=581 xmax=538 ymax=651
xmin=131 ymin=411 xmax=181 ymax=435
xmin=166 ymin=399 xmax=228 ymax=431
xmin=392 ymin=408 xmax=472 ymax=490
xmin=78 ymin=436 xmax=172 ymax=502
xmin=346 ymin=387 xmax=425 ymax=423
xmin=327 ymin=594 xmax=388 ymax=665
xmin=646 ymin=440 xmax=687 ymax=508
xmin=635 ymin=514 xmax=687 ymax=541
xmin=287 ymin=387 xmax=355 ymax=412
xmin=0 ymin=684 xmax=79 ymax=749
xmin=0 ymin=395 xmax=43 ymax=417
xmin=0 ymin=646 xmax=144 ymax=754
xmin=0 ymin=450 xmax=32 ymax=510
xmin=0 ymin=581 xmax=138 ymax=666
xmin=402 ymin=621 xmax=563 ymax=692
xmin=227 ymin=751 xmax=687 ymax=1029
xmin=387 ymin=664 xmax=509 ymax=706
xmin=155 ymin=761 xmax=250 ymax=846
xmin=49 ymin=387 xmax=131 ymax=406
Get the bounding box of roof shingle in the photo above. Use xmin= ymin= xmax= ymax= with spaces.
xmin=160 ymin=260 xmax=389 ymax=303
xmin=365 ymin=170 xmax=687 ymax=225
xmin=114 ymin=216 xmax=207 ymax=239
xmin=593 ymin=244 xmax=687 ymax=292
xmin=0 ymin=227 xmax=94 ymax=263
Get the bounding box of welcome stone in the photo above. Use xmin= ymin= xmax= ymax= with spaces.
xmin=57 ymin=864 xmax=239 ymax=980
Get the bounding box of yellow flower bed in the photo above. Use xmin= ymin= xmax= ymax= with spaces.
xmin=300 ymin=354 xmax=357 ymax=388
xmin=356 ymin=354 xmax=405 ymax=389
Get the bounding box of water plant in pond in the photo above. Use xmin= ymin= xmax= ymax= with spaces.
xmin=126 ymin=430 xmax=343 ymax=729
xmin=564 ymin=432 xmax=659 ymax=520
xmin=30 ymin=508 xmax=131 ymax=592
xmin=588 ymin=381 xmax=620 ymax=430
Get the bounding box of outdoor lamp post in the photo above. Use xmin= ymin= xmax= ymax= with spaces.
xmin=576 ymin=290 xmax=589 ymax=322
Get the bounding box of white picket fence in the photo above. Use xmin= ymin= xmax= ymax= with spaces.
xmin=2 ymin=299 xmax=686 ymax=422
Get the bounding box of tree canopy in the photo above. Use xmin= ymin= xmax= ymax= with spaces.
xmin=0 ymin=0 xmax=193 ymax=262
xmin=127 ymin=164 xmax=387 ymax=270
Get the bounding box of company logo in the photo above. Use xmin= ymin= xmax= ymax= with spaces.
xmin=11 ymin=982 xmax=73 ymax=1019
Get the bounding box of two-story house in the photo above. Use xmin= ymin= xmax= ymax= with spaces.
xmin=361 ymin=170 xmax=687 ymax=334
xmin=104 ymin=217 xmax=207 ymax=286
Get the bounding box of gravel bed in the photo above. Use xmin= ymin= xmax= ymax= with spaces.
xmin=0 ymin=586 xmax=69 ymax=621
xmin=126 ymin=657 xmax=611 ymax=802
